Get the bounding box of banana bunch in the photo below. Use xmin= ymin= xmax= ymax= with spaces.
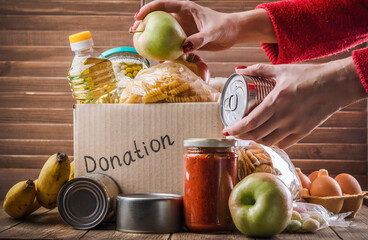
xmin=3 ymin=153 xmax=71 ymax=218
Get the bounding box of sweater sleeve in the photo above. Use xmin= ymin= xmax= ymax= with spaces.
xmin=353 ymin=47 xmax=368 ymax=93
xmin=256 ymin=0 xmax=368 ymax=64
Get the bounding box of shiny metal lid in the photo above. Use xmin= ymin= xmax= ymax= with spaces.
xmin=220 ymin=73 xmax=255 ymax=127
xmin=57 ymin=177 xmax=111 ymax=230
xmin=184 ymin=138 xmax=237 ymax=147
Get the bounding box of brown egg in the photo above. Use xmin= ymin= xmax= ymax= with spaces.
xmin=296 ymin=168 xmax=311 ymax=189
xmin=308 ymin=171 xmax=319 ymax=182
xmin=310 ymin=175 xmax=342 ymax=197
xmin=335 ymin=173 xmax=362 ymax=195
xmin=308 ymin=169 xmax=329 ymax=183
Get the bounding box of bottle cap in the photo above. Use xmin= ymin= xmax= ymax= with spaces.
xmin=69 ymin=31 xmax=94 ymax=51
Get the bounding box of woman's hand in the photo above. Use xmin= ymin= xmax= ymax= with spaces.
xmin=133 ymin=0 xmax=276 ymax=53
xmin=223 ymin=57 xmax=367 ymax=149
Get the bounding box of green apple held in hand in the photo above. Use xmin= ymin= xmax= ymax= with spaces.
xmin=229 ymin=173 xmax=293 ymax=237
xmin=133 ymin=11 xmax=187 ymax=61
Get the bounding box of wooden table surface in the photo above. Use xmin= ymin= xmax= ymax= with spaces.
xmin=1 ymin=203 xmax=367 ymax=240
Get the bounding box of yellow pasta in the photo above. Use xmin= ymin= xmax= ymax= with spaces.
xmin=169 ymin=83 xmax=189 ymax=95
xmin=124 ymin=95 xmax=141 ymax=103
xmin=119 ymin=62 xmax=218 ymax=104
xmin=159 ymin=83 xmax=170 ymax=91
xmin=166 ymin=96 xmax=190 ymax=103
xmin=167 ymin=79 xmax=181 ymax=89
xmin=189 ymin=96 xmax=202 ymax=102
xmin=145 ymin=88 xmax=163 ymax=97
xmin=142 ymin=93 xmax=168 ymax=103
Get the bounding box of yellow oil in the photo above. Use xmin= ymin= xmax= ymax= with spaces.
xmin=67 ymin=58 xmax=118 ymax=103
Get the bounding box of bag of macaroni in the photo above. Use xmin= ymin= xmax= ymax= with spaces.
xmin=119 ymin=62 xmax=220 ymax=104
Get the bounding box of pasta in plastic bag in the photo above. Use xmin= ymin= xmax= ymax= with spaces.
xmin=236 ymin=140 xmax=303 ymax=200
xmin=119 ymin=62 xmax=220 ymax=103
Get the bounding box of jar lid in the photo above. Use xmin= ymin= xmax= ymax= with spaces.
xmin=100 ymin=47 xmax=138 ymax=57
xmin=184 ymin=138 xmax=237 ymax=147
xmin=100 ymin=47 xmax=150 ymax=66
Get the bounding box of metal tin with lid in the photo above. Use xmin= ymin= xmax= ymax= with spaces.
xmin=100 ymin=47 xmax=150 ymax=95
xmin=57 ymin=173 xmax=121 ymax=229
xmin=220 ymin=73 xmax=275 ymax=127
xmin=184 ymin=138 xmax=237 ymax=148
xmin=100 ymin=46 xmax=150 ymax=67
xmin=116 ymin=193 xmax=183 ymax=233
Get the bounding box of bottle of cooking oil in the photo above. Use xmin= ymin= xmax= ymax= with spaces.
xmin=67 ymin=31 xmax=118 ymax=103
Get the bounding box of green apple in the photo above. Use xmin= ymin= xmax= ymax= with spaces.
xmin=133 ymin=11 xmax=187 ymax=61
xmin=229 ymin=173 xmax=293 ymax=237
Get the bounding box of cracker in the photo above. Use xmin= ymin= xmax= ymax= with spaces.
xmin=246 ymin=150 xmax=260 ymax=166
xmin=242 ymin=150 xmax=255 ymax=171
xmin=237 ymin=158 xmax=246 ymax=181
xmin=254 ymin=164 xmax=273 ymax=173
xmin=255 ymin=152 xmax=271 ymax=163
xmin=248 ymin=148 xmax=264 ymax=154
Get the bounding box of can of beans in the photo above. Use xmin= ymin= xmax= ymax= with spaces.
xmin=220 ymin=74 xmax=276 ymax=126
xmin=57 ymin=173 xmax=121 ymax=229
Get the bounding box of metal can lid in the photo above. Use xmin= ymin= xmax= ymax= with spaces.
xmin=184 ymin=138 xmax=237 ymax=147
xmin=220 ymin=73 xmax=250 ymax=127
xmin=117 ymin=193 xmax=183 ymax=202
xmin=57 ymin=177 xmax=109 ymax=230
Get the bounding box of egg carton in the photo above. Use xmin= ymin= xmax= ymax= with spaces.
xmin=302 ymin=190 xmax=368 ymax=217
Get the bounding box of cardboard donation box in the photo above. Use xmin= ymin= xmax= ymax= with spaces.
xmin=74 ymin=103 xmax=223 ymax=194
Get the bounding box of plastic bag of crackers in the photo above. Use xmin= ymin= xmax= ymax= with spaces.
xmin=236 ymin=140 xmax=303 ymax=200
xmin=119 ymin=62 xmax=220 ymax=103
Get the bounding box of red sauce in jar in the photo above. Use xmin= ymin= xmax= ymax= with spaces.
xmin=183 ymin=139 xmax=237 ymax=232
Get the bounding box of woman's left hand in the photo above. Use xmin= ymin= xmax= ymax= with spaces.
xmin=223 ymin=57 xmax=367 ymax=149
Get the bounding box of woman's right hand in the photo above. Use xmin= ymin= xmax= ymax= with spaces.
xmin=133 ymin=0 xmax=241 ymax=53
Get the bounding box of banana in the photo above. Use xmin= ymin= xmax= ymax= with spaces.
xmin=24 ymin=179 xmax=41 ymax=216
xmin=3 ymin=180 xmax=36 ymax=218
xmin=36 ymin=153 xmax=70 ymax=209
xmin=26 ymin=197 xmax=41 ymax=214
xmin=69 ymin=161 xmax=75 ymax=181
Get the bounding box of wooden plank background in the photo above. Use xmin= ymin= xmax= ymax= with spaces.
xmin=0 ymin=0 xmax=367 ymax=199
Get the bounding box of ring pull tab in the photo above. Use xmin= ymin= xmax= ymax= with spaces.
xmin=224 ymin=93 xmax=238 ymax=111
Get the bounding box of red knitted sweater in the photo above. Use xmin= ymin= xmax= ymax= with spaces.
xmin=257 ymin=0 xmax=368 ymax=92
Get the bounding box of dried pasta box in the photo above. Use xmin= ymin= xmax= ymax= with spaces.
xmin=74 ymin=103 xmax=223 ymax=194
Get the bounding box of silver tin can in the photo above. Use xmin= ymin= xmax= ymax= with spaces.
xmin=57 ymin=173 xmax=121 ymax=229
xmin=116 ymin=193 xmax=183 ymax=233
xmin=220 ymin=73 xmax=275 ymax=126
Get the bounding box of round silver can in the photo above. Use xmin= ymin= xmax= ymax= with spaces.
xmin=57 ymin=173 xmax=121 ymax=229
xmin=220 ymin=73 xmax=275 ymax=127
xmin=116 ymin=193 xmax=183 ymax=233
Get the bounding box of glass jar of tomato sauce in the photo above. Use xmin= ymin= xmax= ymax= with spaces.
xmin=183 ymin=138 xmax=237 ymax=232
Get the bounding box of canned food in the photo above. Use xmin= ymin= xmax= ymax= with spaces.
xmin=220 ymin=73 xmax=275 ymax=127
xmin=116 ymin=193 xmax=183 ymax=233
xmin=57 ymin=173 xmax=121 ymax=229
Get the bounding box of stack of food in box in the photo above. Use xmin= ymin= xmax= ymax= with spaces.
xmin=3 ymin=9 xmax=365 ymax=239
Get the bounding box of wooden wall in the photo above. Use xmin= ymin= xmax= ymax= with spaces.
xmin=0 ymin=0 xmax=366 ymax=199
